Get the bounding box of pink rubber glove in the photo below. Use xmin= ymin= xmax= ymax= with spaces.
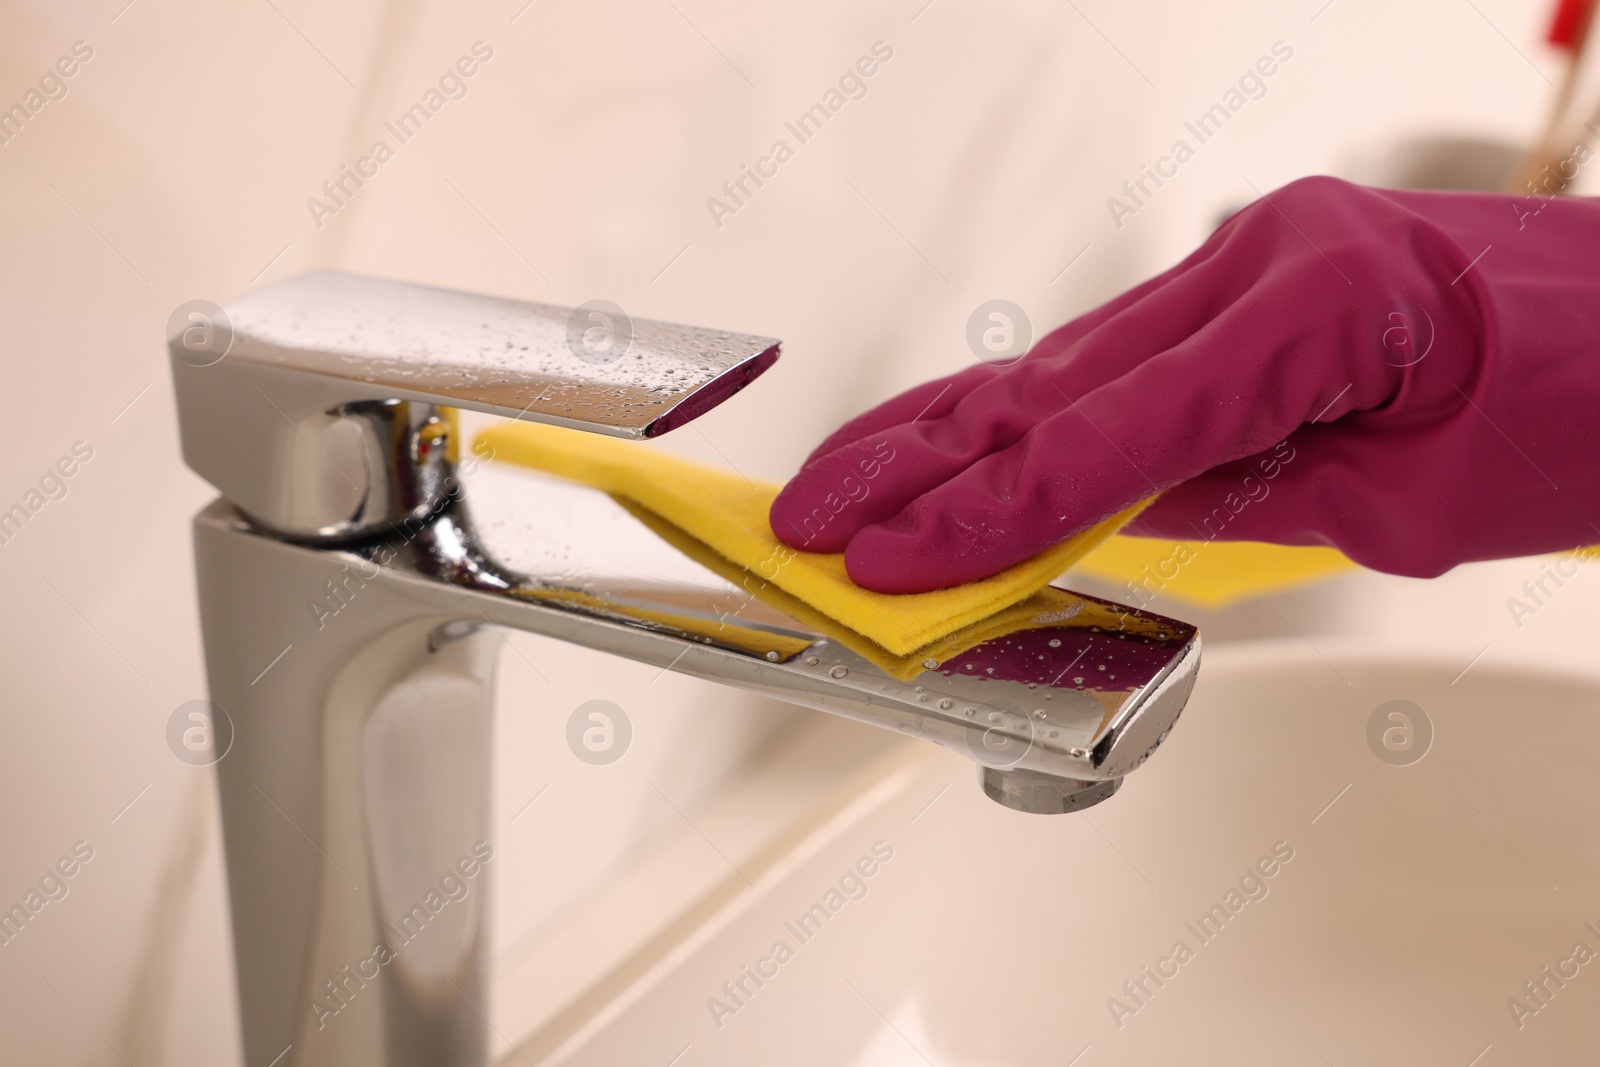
xmin=772 ymin=176 xmax=1600 ymax=593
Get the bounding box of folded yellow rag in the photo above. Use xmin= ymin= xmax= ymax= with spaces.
xmin=476 ymin=421 xmax=1148 ymax=658
xmin=610 ymin=495 xmax=1166 ymax=680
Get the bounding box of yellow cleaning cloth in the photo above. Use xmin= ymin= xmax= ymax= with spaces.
xmin=612 ymin=496 xmax=1164 ymax=679
xmin=476 ymin=421 xmax=1149 ymax=658
xmin=1072 ymin=536 xmax=1359 ymax=610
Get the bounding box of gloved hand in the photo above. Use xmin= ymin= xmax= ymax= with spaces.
xmin=771 ymin=175 xmax=1600 ymax=593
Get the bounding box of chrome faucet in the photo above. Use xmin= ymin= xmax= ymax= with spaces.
xmin=172 ymin=271 xmax=1200 ymax=1067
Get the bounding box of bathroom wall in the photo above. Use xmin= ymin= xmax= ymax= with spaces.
xmin=0 ymin=0 xmax=1579 ymax=1062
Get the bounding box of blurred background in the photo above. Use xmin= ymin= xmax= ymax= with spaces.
xmin=5 ymin=0 xmax=1600 ymax=1064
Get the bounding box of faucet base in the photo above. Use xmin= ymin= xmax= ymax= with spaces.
xmin=979 ymin=766 xmax=1121 ymax=814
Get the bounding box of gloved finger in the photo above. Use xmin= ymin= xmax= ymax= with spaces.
xmin=1120 ymin=444 xmax=1313 ymax=543
xmin=771 ymin=234 xmax=1283 ymax=554
xmin=799 ymin=362 xmax=1000 ymax=469
xmin=838 ymin=304 xmax=1392 ymax=592
xmin=772 ymin=360 xmax=1074 ymax=551
xmin=791 ymin=237 xmax=1228 ymax=471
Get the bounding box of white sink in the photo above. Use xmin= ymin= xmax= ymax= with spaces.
xmin=490 ymin=641 xmax=1600 ymax=1066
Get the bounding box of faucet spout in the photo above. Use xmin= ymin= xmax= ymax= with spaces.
xmin=376 ymin=463 xmax=1201 ymax=795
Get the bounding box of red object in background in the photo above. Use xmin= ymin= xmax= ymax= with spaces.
xmin=1548 ymin=0 xmax=1596 ymax=48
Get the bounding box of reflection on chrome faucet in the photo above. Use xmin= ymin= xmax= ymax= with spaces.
xmin=313 ymin=843 xmax=496 ymax=1032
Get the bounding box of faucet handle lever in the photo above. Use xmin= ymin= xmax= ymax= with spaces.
xmin=171 ymin=271 xmax=780 ymax=540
